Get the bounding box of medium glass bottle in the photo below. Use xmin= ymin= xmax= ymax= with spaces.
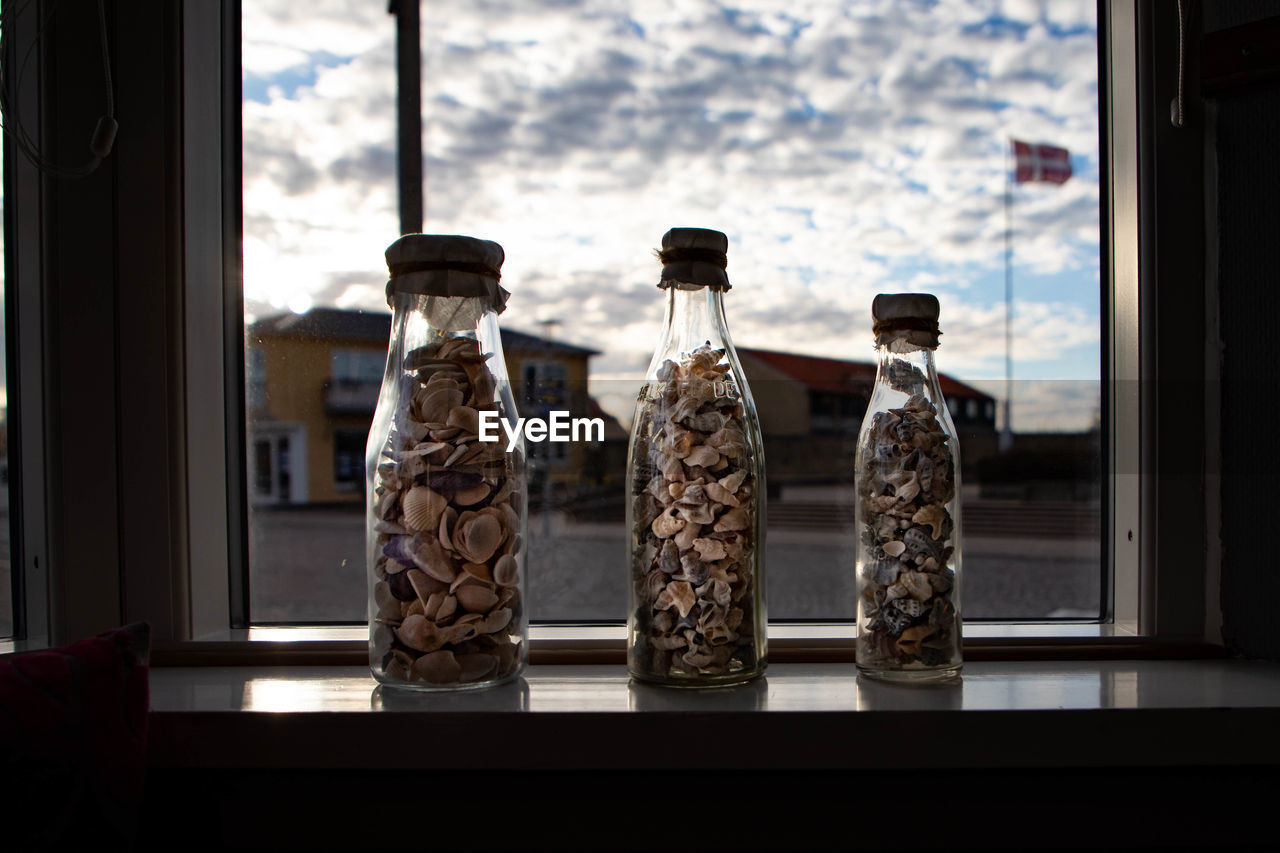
xmin=855 ymin=293 xmax=962 ymax=681
xmin=366 ymin=234 xmax=527 ymax=690
xmin=626 ymin=227 xmax=767 ymax=686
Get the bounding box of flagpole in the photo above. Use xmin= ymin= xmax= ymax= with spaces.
xmin=1000 ymin=140 xmax=1014 ymax=453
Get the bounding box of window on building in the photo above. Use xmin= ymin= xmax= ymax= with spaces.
xmin=241 ymin=1 xmax=1103 ymax=626
xmin=333 ymin=429 xmax=367 ymax=492
xmin=331 ymin=348 xmax=384 ymax=385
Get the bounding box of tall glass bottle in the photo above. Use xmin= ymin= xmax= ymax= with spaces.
xmin=366 ymin=235 xmax=527 ymax=690
xmin=626 ymin=227 xmax=766 ymax=686
xmin=855 ymin=293 xmax=962 ymax=682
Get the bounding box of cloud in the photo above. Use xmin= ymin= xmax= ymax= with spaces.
xmin=242 ymin=0 xmax=1102 ymax=429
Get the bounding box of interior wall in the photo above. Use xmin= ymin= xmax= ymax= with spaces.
xmin=1205 ymin=1 xmax=1280 ymax=658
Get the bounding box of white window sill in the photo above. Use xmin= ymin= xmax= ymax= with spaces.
xmin=148 ymin=659 xmax=1280 ymax=770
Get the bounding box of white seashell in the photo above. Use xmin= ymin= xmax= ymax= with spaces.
xmin=882 ymin=540 xmax=907 ymax=558
xmin=718 ymin=470 xmax=747 ymax=493
xmin=453 ymin=510 xmax=504 ymax=564
xmin=655 ymin=581 xmax=697 ymax=618
xmin=692 ymin=538 xmax=728 ymax=561
xmin=401 ymin=486 xmax=447 ymax=532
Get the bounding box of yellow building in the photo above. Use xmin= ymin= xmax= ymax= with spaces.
xmin=245 ymin=308 xmax=623 ymax=505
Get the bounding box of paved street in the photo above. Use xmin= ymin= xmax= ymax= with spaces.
xmin=249 ymin=504 xmax=1100 ymax=623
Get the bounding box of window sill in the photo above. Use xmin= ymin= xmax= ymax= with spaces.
xmin=148 ymin=659 xmax=1280 ymax=771
xmin=156 ymin=623 xmax=1220 ymax=666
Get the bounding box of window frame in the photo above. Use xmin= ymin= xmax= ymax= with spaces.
xmin=2 ymin=0 xmax=1219 ymax=659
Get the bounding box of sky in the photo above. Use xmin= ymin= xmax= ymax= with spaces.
xmin=242 ymin=0 xmax=1101 ymax=431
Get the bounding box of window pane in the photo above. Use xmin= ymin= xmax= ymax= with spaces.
xmin=242 ymin=1 xmax=1101 ymax=624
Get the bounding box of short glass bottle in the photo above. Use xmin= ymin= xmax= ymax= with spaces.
xmin=366 ymin=234 xmax=528 ymax=690
xmin=854 ymin=293 xmax=962 ymax=682
xmin=626 ymin=227 xmax=767 ymax=687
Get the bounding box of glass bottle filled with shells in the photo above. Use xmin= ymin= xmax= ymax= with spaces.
xmin=625 ymin=227 xmax=767 ymax=687
xmin=854 ymin=293 xmax=962 ymax=682
xmin=366 ymin=234 xmax=527 ymax=690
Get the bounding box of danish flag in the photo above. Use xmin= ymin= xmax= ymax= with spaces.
xmin=1012 ymin=139 xmax=1072 ymax=184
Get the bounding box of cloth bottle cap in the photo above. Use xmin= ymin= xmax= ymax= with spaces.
xmin=872 ymin=293 xmax=941 ymax=348
xmin=384 ymin=234 xmax=509 ymax=314
xmin=657 ymin=227 xmax=731 ymax=291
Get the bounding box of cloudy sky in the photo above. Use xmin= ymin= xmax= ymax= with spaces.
xmin=243 ymin=0 xmax=1101 ymax=430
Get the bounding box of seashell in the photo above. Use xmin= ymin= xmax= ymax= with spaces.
xmin=882 ymin=539 xmax=907 ymax=558
xmin=674 ymin=523 xmax=700 ymax=552
xmin=477 ymin=607 xmax=512 ymax=634
xmin=676 ymin=483 xmax=707 ymax=505
xmin=653 ymin=633 xmax=688 ymax=650
xmin=713 ymin=507 xmax=749 ymax=532
xmin=504 ymin=534 xmax=523 ymax=557
xmin=911 ymin=504 xmax=946 ymax=540
xmin=417 ymin=385 xmax=464 ymax=423
xmin=402 ymin=486 xmax=448 ymax=532
xmin=422 ymin=591 xmax=446 ymax=620
xmin=685 ymin=445 xmax=720 ymax=468
xmin=456 ymin=653 xmax=498 ymax=682
xmin=700 ymin=578 xmax=733 ymax=608
xmin=692 ymin=538 xmax=728 ymax=561
xmin=438 ymin=505 xmax=458 ymax=550
xmin=402 ymin=598 xmax=425 ymax=618
xmin=407 ymin=568 xmax=448 ymax=604
xmin=633 ymin=493 xmax=660 ymax=533
xmin=375 ymin=519 xmax=409 ymax=536
xmin=452 ymin=510 xmax=504 ymax=564
xmin=427 ymin=469 xmax=484 ymax=494
xmin=413 ymin=649 xmax=461 ymax=684
xmin=688 ymin=411 xmax=726 ymax=433
xmin=651 ymin=508 xmax=685 ymax=539
xmin=718 ymin=470 xmax=748 ymax=493
xmin=409 ymin=533 xmax=456 ymax=583
xmin=375 ymin=581 xmax=402 ymax=621
xmin=929 ymin=568 xmax=954 ymax=594
xmin=903 ymin=526 xmax=942 ymax=562
xmin=450 ymin=561 xmax=495 ymax=592
xmin=493 ymin=554 xmax=519 ymax=587
xmin=676 ymin=503 xmax=715 ymax=525
xmin=682 ymin=648 xmax=716 ymax=669
xmin=900 ymin=570 xmax=933 ymax=601
xmin=676 ymin=554 xmax=710 ymax=586
xmin=436 ymin=594 xmax=458 ymax=623
xmin=661 ymin=455 xmax=686 ymax=483
xmin=446 ymin=405 xmax=481 ymax=436
xmin=880 ymin=606 xmax=912 ymax=636
xmin=397 ymin=614 xmax=441 ymax=653
xmin=469 ymin=367 xmax=496 ymax=407
xmin=495 ymin=640 xmax=519 ymax=675
xmin=404 ymin=441 xmax=449 ymax=458
xmin=655 ymin=580 xmax=697 ymax=618
xmin=891 ymin=598 xmax=927 ymax=618
xmin=885 ymin=581 xmax=909 ymax=602
xmin=456 ymin=584 xmax=499 ymax=614
xmin=703 ymin=482 xmax=740 ymax=507
xmin=896 ymin=623 xmax=937 ymax=657
xmin=382 ymin=535 xmax=419 ymax=573
xmin=454 ymin=482 xmax=491 ymax=506
xmin=871 ymin=559 xmax=901 ymax=587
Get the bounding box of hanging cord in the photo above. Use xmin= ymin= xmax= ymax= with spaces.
xmin=1172 ymin=0 xmax=1187 ymax=128
xmin=0 ymin=0 xmax=117 ymax=178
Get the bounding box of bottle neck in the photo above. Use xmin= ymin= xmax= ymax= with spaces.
xmin=648 ymin=285 xmax=733 ymax=372
xmin=874 ymin=341 xmax=940 ymax=398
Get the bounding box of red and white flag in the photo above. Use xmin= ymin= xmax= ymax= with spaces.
xmin=1012 ymin=139 xmax=1072 ymax=184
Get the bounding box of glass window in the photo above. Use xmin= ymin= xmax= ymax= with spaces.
xmin=242 ymin=1 xmax=1101 ymax=626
